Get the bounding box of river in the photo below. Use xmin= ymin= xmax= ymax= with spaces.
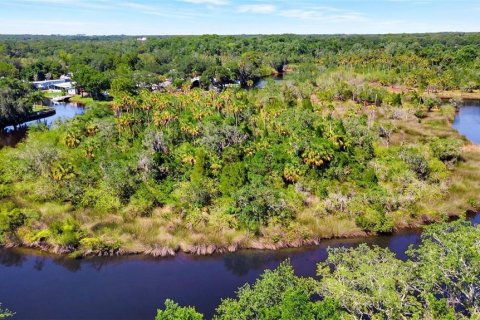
xmin=0 ymin=101 xmax=479 ymax=320
xmin=0 ymin=100 xmax=85 ymax=148
xmin=452 ymin=100 xmax=480 ymax=144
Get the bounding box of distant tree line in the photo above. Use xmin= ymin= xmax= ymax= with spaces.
xmin=0 ymin=33 xmax=479 ymax=98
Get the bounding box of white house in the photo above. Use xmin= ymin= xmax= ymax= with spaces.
xmin=31 ymin=75 xmax=76 ymax=94
xmin=52 ymin=82 xmax=77 ymax=95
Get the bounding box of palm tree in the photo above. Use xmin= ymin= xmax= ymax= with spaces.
xmin=85 ymin=123 xmax=98 ymax=136
xmin=65 ymin=131 xmax=80 ymax=148
xmin=51 ymin=162 xmax=75 ymax=181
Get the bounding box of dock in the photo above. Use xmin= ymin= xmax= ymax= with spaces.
xmin=52 ymin=95 xmax=73 ymax=103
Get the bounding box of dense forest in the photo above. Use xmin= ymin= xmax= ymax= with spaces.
xmin=0 ymin=32 xmax=479 ymax=319
xmin=0 ymin=33 xmax=479 ymax=91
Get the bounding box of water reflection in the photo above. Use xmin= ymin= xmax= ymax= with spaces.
xmin=0 ymin=248 xmax=27 ymax=267
xmin=0 ymin=100 xmax=85 ymax=148
xmin=0 ymin=214 xmax=477 ymax=320
xmin=0 ymin=126 xmax=28 ymax=148
xmin=453 ymin=102 xmax=480 ymax=144
xmin=254 ymin=74 xmax=285 ymax=89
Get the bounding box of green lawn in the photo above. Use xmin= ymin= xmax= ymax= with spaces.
xmin=69 ymin=95 xmax=112 ymax=107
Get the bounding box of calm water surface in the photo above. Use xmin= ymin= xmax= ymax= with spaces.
xmin=1 ymin=213 xmax=478 ymax=320
xmin=452 ymin=101 xmax=480 ymax=144
xmin=0 ymin=100 xmax=85 ymax=148
xmin=254 ymin=74 xmax=285 ymax=89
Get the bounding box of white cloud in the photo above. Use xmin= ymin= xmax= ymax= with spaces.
xmin=182 ymin=0 xmax=228 ymax=5
xmin=236 ymin=3 xmax=366 ymax=22
xmin=238 ymin=4 xmax=276 ymax=14
xmin=13 ymin=0 xmax=112 ymax=10
xmin=120 ymin=1 xmax=196 ymax=19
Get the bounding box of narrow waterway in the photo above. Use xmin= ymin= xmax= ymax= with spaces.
xmin=0 ymin=213 xmax=478 ymax=320
xmin=452 ymin=100 xmax=480 ymax=144
xmin=0 ymin=100 xmax=85 ymax=148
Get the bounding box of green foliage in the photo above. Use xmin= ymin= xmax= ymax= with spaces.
xmin=219 ymin=162 xmax=246 ymax=196
xmin=48 ymin=219 xmax=83 ymax=247
xmin=214 ymin=261 xmax=341 ymax=320
xmin=79 ymin=237 xmax=121 ymax=254
xmin=71 ymin=65 xmax=110 ymax=100
xmin=0 ymin=304 xmax=14 ymax=319
xmin=155 ymin=300 xmax=204 ymax=320
xmin=0 ymin=77 xmax=35 ymax=128
xmin=157 ymin=221 xmax=479 ymax=320
xmin=0 ymin=33 xmax=475 ymax=259
xmin=317 ymin=221 xmax=480 ymax=319
xmin=234 ymin=183 xmax=293 ymax=229
xmin=355 ymin=208 xmax=394 ymax=233
xmin=430 ymin=138 xmax=463 ymax=164
xmin=400 ymin=147 xmax=430 ymax=180
xmin=408 ymin=221 xmax=480 ymax=315
xmin=0 ymin=208 xmax=27 ymax=233
xmin=317 ymin=244 xmax=419 ymax=319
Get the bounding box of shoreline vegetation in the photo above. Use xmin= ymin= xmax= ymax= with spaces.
xmin=1 ymin=106 xmax=55 ymax=129
xmin=0 ymin=88 xmax=479 ymax=258
xmin=0 ymin=33 xmax=480 ymax=259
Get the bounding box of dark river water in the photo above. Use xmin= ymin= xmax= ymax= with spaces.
xmin=0 ymin=213 xmax=478 ymax=320
xmin=0 ymin=100 xmax=85 ymax=148
xmin=0 ymin=101 xmax=479 ymax=319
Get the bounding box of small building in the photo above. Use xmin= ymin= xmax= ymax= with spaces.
xmin=31 ymin=75 xmax=76 ymax=94
xmin=31 ymin=78 xmax=68 ymax=90
xmin=52 ymin=82 xmax=77 ymax=95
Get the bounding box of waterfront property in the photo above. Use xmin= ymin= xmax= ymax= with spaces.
xmin=31 ymin=75 xmax=77 ymax=94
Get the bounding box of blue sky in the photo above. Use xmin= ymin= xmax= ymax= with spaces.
xmin=0 ymin=0 xmax=479 ymax=35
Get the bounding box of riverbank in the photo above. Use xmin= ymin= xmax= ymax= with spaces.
xmin=2 ymin=205 xmax=476 ymax=259
xmin=436 ymin=89 xmax=480 ymax=101
xmin=68 ymin=95 xmax=112 ymax=107
xmin=0 ymin=106 xmax=55 ymax=130
xmin=1 ymin=93 xmax=479 ymax=259
xmin=5 ymin=220 xmax=478 ymax=320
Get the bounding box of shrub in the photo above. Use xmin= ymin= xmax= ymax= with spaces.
xmin=80 ymin=237 xmax=121 ymax=253
xmin=423 ymin=96 xmax=441 ymax=111
xmin=400 ymin=148 xmax=429 ymax=180
xmin=215 ymin=261 xmax=341 ymax=320
xmin=234 ymin=183 xmax=293 ymax=227
xmin=428 ymin=158 xmax=450 ymax=182
xmin=414 ymin=108 xmax=427 ymax=119
xmin=0 ymin=184 xmax=12 ymax=199
xmin=127 ymin=185 xmax=158 ymax=217
xmin=429 ymin=138 xmax=463 ymax=164
xmin=355 ymin=208 xmax=394 ymax=233
xmin=0 ymin=208 xmax=27 ymax=233
xmin=48 ymin=219 xmax=83 ymax=247
xmin=219 ymin=162 xmax=246 ymax=196
xmin=155 ymin=300 xmax=203 ymax=320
